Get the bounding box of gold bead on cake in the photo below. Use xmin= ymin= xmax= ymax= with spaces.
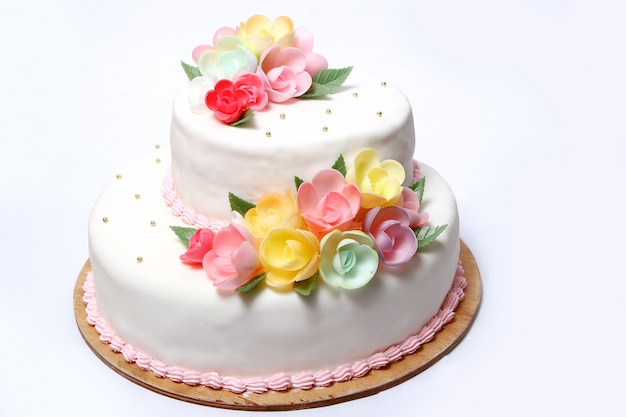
xmin=137 ymin=256 xmax=143 ymax=263
xmin=352 ymin=92 xmax=359 ymax=98
xmin=266 ymin=131 xmax=272 ymax=138
xmin=381 ymin=81 xmax=387 ymax=87
xmin=376 ymin=111 xmax=383 ymax=117
xmin=115 ymin=174 xmax=122 ymax=180
xmin=135 ymin=194 xmax=141 ymax=200
xmin=279 ymin=113 xmax=286 ymax=120
xmin=322 ymin=126 xmax=328 ymax=132
xmin=325 ymin=108 xmax=332 ymax=115
xmin=156 ymin=158 xmax=161 ymax=164
xmin=150 ymin=220 xmax=156 ymax=227
xmin=102 ymin=217 xmax=109 ymax=223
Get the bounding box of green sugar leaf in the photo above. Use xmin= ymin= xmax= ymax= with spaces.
xmin=169 ymin=225 xmax=198 ymax=247
xmin=415 ymin=224 xmax=448 ymax=250
xmin=332 ymin=154 xmax=347 ymax=176
xmin=294 ymin=273 xmax=318 ymax=296
xmin=230 ymin=109 xmax=255 ymax=126
xmin=294 ymin=175 xmax=305 ymax=190
xmin=409 ymin=177 xmax=426 ymax=204
xmin=300 ymin=67 xmax=353 ymax=98
xmin=181 ymin=61 xmax=202 ymax=80
xmin=236 ymin=273 xmax=266 ymax=293
xmin=228 ymin=192 xmax=256 ymax=217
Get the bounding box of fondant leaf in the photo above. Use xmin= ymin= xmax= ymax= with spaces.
xmin=332 ymin=154 xmax=347 ymax=176
xmin=228 ymin=192 xmax=256 ymax=217
xmin=294 ymin=273 xmax=318 ymax=296
xmin=409 ymin=177 xmax=426 ymax=204
xmin=236 ymin=273 xmax=266 ymax=293
xmin=230 ymin=109 xmax=255 ymax=126
xmin=294 ymin=176 xmax=304 ymax=190
xmin=181 ymin=61 xmax=202 ymax=80
xmin=415 ymin=224 xmax=448 ymax=250
xmin=169 ymin=225 xmax=198 ymax=247
xmin=300 ymin=67 xmax=353 ymax=98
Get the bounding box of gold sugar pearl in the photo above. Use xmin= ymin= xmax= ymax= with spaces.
xmin=115 ymin=174 xmax=122 ymax=180
xmin=322 ymin=126 xmax=329 ymax=132
xmin=376 ymin=111 xmax=383 ymax=117
xmin=150 ymin=220 xmax=156 ymax=227
xmin=325 ymin=108 xmax=332 ymax=115
xmin=102 ymin=217 xmax=109 ymax=223
xmin=155 ymin=144 xmax=161 ymax=149
xmin=156 ymin=158 xmax=161 ymax=164
xmin=279 ymin=113 xmax=286 ymax=120
xmin=352 ymin=92 xmax=359 ymax=98
xmin=381 ymin=81 xmax=387 ymax=87
xmin=135 ymin=194 xmax=141 ymax=200
xmin=137 ymin=256 xmax=144 ymax=263
xmin=266 ymin=131 xmax=272 ymax=138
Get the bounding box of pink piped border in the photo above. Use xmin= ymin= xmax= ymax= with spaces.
xmin=82 ymin=261 xmax=466 ymax=394
xmin=161 ymin=171 xmax=227 ymax=231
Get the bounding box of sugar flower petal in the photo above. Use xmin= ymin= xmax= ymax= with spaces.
xmin=187 ymin=75 xmax=217 ymax=113
xmin=244 ymin=190 xmax=304 ymax=239
xmin=319 ymin=230 xmax=378 ymax=289
xmin=363 ymin=206 xmax=417 ymax=266
xmin=260 ymin=227 xmax=319 ymax=288
xmin=346 ymin=148 xmax=405 ymax=209
xmin=202 ymin=223 xmax=261 ymax=292
xmin=297 ymin=169 xmax=361 ymax=237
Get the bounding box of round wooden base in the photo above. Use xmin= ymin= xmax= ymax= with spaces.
xmin=74 ymin=240 xmax=481 ymax=411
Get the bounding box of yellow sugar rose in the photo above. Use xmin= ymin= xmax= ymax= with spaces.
xmin=244 ymin=190 xmax=305 ymax=240
xmin=238 ymin=15 xmax=295 ymax=58
xmin=259 ymin=227 xmax=320 ymax=289
xmin=346 ymin=148 xmax=406 ymax=209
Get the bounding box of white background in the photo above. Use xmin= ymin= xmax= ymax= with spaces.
xmin=1 ymin=1 xmax=625 ymax=416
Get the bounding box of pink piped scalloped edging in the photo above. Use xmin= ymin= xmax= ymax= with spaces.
xmin=161 ymin=171 xmax=227 ymax=231
xmin=82 ymin=261 xmax=466 ymax=394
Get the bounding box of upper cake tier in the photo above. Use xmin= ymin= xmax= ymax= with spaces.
xmin=170 ymin=70 xmax=416 ymax=220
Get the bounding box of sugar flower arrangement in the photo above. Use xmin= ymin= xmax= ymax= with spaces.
xmin=171 ymin=149 xmax=448 ymax=296
xmin=182 ymin=14 xmax=352 ymax=125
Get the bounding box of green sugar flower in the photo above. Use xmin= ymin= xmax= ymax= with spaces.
xmin=319 ymin=230 xmax=379 ymax=289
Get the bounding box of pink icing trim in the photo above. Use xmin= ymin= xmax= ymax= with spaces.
xmin=82 ymin=260 xmax=466 ymax=393
xmin=161 ymin=170 xmax=228 ymax=231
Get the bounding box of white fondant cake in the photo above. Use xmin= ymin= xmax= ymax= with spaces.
xmin=88 ymin=149 xmax=459 ymax=380
xmin=84 ymin=14 xmax=464 ymax=393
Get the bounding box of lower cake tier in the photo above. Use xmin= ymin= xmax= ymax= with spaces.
xmin=87 ymin=147 xmax=460 ymax=382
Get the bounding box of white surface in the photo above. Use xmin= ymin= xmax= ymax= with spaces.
xmin=1 ymin=1 xmax=625 ymax=416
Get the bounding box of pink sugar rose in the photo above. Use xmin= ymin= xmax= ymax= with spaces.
xmin=234 ymin=73 xmax=268 ymax=111
xmin=363 ymin=206 xmax=418 ymax=266
xmin=180 ymin=228 xmax=215 ymax=264
xmin=202 ymin=223 xmax=262 ymax=292
xmin=398 ymin=187 xmax=429 ymax=228
xmin=297 ymin=169 xmax=361 ymax=237
xmin=257 ymin=45 xmax=312 ymax=102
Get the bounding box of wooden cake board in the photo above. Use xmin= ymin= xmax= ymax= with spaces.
xmin=74 ymin=240 xmax=482 ymax=411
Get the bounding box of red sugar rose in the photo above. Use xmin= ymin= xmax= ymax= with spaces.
xmin=205 ymin=73 xmax=267 ymax=124
xmin=205 ymin=79 xmax=250 ymax=124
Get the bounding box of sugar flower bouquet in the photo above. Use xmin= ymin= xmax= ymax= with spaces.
xmin=182 ymin=14 xmax=352 ymax=125
xmin=171 ymin=149 xmax=448 ymax=296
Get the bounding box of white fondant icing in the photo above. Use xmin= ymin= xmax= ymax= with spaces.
xmin=88 ymin=149 xmax=460 ymax=379
xmin=170 ymin=71 xmax=416 ymax=220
